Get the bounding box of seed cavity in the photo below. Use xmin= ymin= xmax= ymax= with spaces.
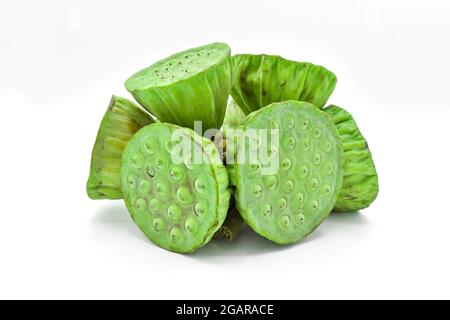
xmin=309 ymin=178 xmax=319 ymax=191
xmin=176 ymin=187 xmax=192 ymax=204
xmin=167 ymin=205 xmax=182 ymax=223
xmin=300 ymin=164 xmax=309 ymax=178
xmin=194 ymin=178 xmax=206 ymax=193
xmin=131 ymin=154 xmax=144 ymax=169
xmin=313 ymin=153 xmax=321 ymax=166
xmin=170 ymin=167 xmax=184 ymax=181
xmin=295 ymin=212 xmax=305 ymax=225
xmin=286 ymin=136 xmax=296 ymax=149
xmin=194 ymin=202 xmax=206 ymax=216
xmin=263 ymin=176 xmax=278 ymax=190
xmin=285 ymin=116 xmax=295 ymax=129
xmin=169 ymin=228 xmax=182 ymax=243
xmin=313 ymin=127 xmax=322 ymax=138
xmin=153 ymin=218 xmax=165 ymax=232
xmin=143 ymin=140 xmax=155 ymax=156
xmin=156 ymin=157 xmax=166 ymax=169
xmin=300 ymin=118 xmax=309 ymax=130
xmin=276 ymin=197 xmax=287 ymax=210
xmin=127 ymin=176 xmax=136 ymax=189
xmin=135 ymin=198 xmax=147 ymax=212
xmin=252 ymin=185 xmax=263 ymax=198
xmin=139 ymin=180 xmax=151 ymax=194
xmin=282 ymin=179 xmax=294 ymax=194
xmin=263 ymin=204 xmax=272 ymax=217
xmin=150 ymin=198 xmax=161 ymax=212
xmin=279 ymin=215 xmax=290 ymax=228
xmin=296 ymin=192 xmax=305 ymax=206
xmin=155 ymin=182 xmax=169 ymax=197
xmin=301 ymin=139 xmax=311 ymax=151
xmin=185 ymin=217 xmax=198 ymax=234
xmin=147 ymin=166 xmax=156 ymax=178
xmin=311 ymin=200 xmax=319 ymax=211
xmin=281 ymin=158 xmax=292 ymax=171
xmin=321 ymin=184 xmax=332 ymax=196
xmin=324 ymin=141 xmax=332 ymax=152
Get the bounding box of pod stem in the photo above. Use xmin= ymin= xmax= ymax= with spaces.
xmin=216 ymin=205 xmax=244 ymax=242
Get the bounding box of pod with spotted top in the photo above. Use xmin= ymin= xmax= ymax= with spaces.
xmin=231 ymin=54 xmax=337 ymax=115
xmin=228 ymin=101 xmax=344 ymax=244
xmin=324 ymin=105 xmax=379 ymax=211
xmin=125 ymin=43 xmax=232 ymax=132
xmin=121 ymin=123 xmax=231 ymax=253
xmin=86 ymin=95 xmax=154 ymax=200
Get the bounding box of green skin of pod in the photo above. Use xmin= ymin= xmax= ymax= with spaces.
xmin=121 ymin=123 xmax=231 ymax=254
xmin=125 ymin=43 xmax=232 ymax=132
xmin=231 ymin=54 xmax=337 ymax=115
xmin=86 ymin=95 xmax=154 ymax=200
xmin=324 ymin=105 xmax=379 ymax=211
xmin=228 ymin=101 xmax=344 ymax=244
xmin=221 ymin=100 xmax=246 ymax=138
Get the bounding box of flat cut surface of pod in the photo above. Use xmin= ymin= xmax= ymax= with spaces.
xmin=121 ymin=123 xmax=231 ymax=253
xmin=229 ymin=101 xmax=344 ymax=244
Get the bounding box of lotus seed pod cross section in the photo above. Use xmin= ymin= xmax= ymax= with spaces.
xmin=324 ymin=105 xmax=379 ymax=212
xmin=121 ymin=123 xmax=231 ymax=253
xmin=86 ymin=95 xmax=154 ymax=200
xmin=125 ymin=43 xmax=232 ymax=132
xmin=228 ymin=101 xmax=344 ymax=244
xmin=231 ymin=54 xmax=337 ymax=115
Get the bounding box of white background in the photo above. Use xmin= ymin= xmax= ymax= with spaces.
xmin=0 ymin=0 xmax=449 ymax=300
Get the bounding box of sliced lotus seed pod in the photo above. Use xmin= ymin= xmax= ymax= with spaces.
xmin=86 ymin=95 xmax=154 ymax=200
xmin=125 ymin=43 xmax=232 ymax=132
xmin=324 ymin=105 xmax=379 ymax=211
xmin=121 ymin=123 xmax=231 ymax=253
xmin=228 ymin=101 xmax=344 ymax=244
xmin=231 ymin=54 xmax=337 ymax=115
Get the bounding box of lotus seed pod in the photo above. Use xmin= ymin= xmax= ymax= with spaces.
xmin=121 ymin=123 xmax=231 ymax=253
xmin=125 ymin=43 xmax=232 ymax=132
xmin=324 ymin=105 xmax=379 ymax=211
xmin=231 ymin=54 xmax=337 ymax=115
xmin=215 ymin=197 xmax=244 ymax=241
xmin=86 ymin=95 xmax=154 ymax=200
xmin=221 ymin=100 xmax=246 ymax=138
xmin=228 ymin=101 xmax=344 ymax=244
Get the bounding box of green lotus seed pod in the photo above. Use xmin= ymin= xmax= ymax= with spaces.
xmin=221 ymin=100 xmax=246 ymax=138
xmin=324 ymin=105 xmax=379 ymax=211
xmin=121 ymin=123 xmax=231 ymax=253
xmin=231 ymin=54 xmax=337 ymax=115
xmin=228 ymin=101 xmax=344 ymax=244
xmin=215 ymin=197 xmax=244 ymax=242
xmin=125 ymin=43 xmax=232 ymax=132
xmin=86 ymin=95 xmax=154 ymax=200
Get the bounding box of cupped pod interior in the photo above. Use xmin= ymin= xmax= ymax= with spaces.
xmin=324 ymin=105 xmax=379 ymax=211
xmin=125 ymin=43 xmax=232 ymax=131
xmin=86 ymin=95 xmax=154 ymax=200
xmin=228 ymin=101 xmax=344 ymax=244
xmin=121 ymin=123 xmax=231 ymax=253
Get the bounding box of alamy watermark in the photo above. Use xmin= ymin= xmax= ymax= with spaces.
xmin=169 ymin=122 xmax=280 ymax=175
